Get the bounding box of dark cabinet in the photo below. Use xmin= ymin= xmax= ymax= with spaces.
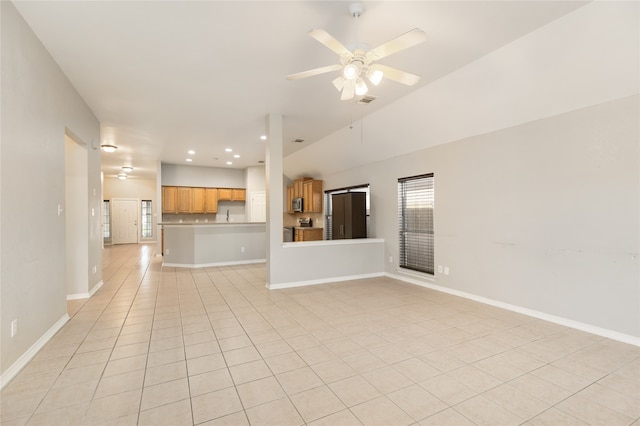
xmin=331 ymin=192 xmax=367 ymax=239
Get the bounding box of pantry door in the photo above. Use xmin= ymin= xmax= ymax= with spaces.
xmin=112 ymin=199 xmax=139 ymax=244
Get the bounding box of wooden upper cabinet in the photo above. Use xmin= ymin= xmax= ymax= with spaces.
xmin=286 ymin=185 xmax=294 ymax=213
xmin=205 ymin=188 xmax=218 ymax=213
xmin=191 ymin=187 xmax=205 ymax=214
xmin=218 ymin=188 xmax=246 ymax=201
xmin=177 ymin=187 xmax=192 ymax=213
xmin=217 ymin=188 xmax=232 ymax=201
xmin=303 ymin=180 xmax=323 ymax=213
xmin=232 ymin=189 xmax=246 ymax=201
xmin=162 ymin=186 xmax=245 ymax=214
xmin=293 ymin=177 xmax=312 ymax=199
xmin=162 ymin=186 xmax=177 ymax=213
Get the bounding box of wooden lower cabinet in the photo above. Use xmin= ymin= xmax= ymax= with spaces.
xmin=294 ymin=228 xmax=323 ymax=242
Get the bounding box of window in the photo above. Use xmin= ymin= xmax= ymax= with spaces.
xmin=398 ymin=174 xmax=434 ymax=274
xmin=324 ymin=184 xmax=370 ymax=240
xmin=103 ymin=200 xmax=110 ymax=241
xmin=141 ymin=200 xmax=153 ymax=239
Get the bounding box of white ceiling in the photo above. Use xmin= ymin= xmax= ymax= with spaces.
xmin=13 ymin=1 xmax=587 ymax=180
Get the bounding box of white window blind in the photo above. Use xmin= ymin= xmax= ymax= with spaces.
xmin=103 ymin=200 xmax=110 ymax=241
xmin=398 ymin=174 xmax=434 ymax=274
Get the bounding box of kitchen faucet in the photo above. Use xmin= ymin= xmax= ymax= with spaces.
xmin=226 ymin=209 xmax=229 ymax=222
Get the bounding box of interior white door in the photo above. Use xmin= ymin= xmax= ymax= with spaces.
xmin=250 ymin=191 xmax=266 ymax=222
xmin=112 ymin=199 xmax=139 ymax=244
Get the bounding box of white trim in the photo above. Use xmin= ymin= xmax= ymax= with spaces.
xmin=387 ymin=272 xmax=640 ymax=347
xmin=282 ymin=238 xmax=384 ymax=249
xmin=267 ymin=272 xmax=385 ymax=290
xmin=162 ymin=259 xmax=266 ymax=268
xmin=66 ymin=292 xmax=89 ymax=300
xmin=0 ymin=314 xmax=70 ymax=390
xmin=66 ymin=280 xmax=103 ymax=300
xmin=89 ymin=280 xmax=104 ymax=297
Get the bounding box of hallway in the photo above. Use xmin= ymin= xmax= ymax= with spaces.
xmin=1 ymin=243 xmax=638 ymax=425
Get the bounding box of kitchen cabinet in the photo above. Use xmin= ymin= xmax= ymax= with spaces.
xmin=177 ymin=187 xmax=192 ymax=213
xmin=303 ymin=180 xmax=323 ymax=213
xmin=218 ymin=188 xmax=246 ymax=201
xmin=293 ymin=177 xmax=312 ymax=198
xmin=294 ymin=228 xmax=323 ymax=242
xmin=286 ymin=185 xmax=294 ymax=213
xmin=162 ymin=186 xmax=177 ymax=213
xmin=191 ymin=187 xmax=205 ymax=213
xmin=331 ymin=192 xmax=367 ymax=239
xmin=205 ymin=188 xmax=218 ymax=213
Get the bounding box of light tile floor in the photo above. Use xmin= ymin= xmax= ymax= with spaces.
xmin=1 ymin=243 xmax=638 ymax=425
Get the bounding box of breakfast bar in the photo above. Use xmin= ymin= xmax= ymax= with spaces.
xmin=161 ymin=222 xmax=266 ymax=268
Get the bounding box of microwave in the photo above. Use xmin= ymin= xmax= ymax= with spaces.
xmin=292 ymin=197 xmax=303 ymax=212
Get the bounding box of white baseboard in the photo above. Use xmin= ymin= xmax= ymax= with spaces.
xmin=66 ymin=280 xmax=103 ymax=300
xmin=162 ymin=259 xmax=266 ymax=268
xmin=267 ymin=272 xmax=385 ymax=290
xmin=0 ymin=313 xmax=70 ymax=390
xmin=386 ymin=272 xmax=640 ymax=347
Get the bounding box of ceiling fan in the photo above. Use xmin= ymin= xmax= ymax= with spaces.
xmin=287 ymin=3 xmax=426 ymax=101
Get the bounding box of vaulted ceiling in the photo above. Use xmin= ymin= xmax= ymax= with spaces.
xmin=14 ymin=1 xmax=586 ymax=180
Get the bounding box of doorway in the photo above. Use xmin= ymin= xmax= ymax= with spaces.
xmin=65 ymin=134 xmax=89 ymax=296
xmin=111 ymin=198 xmax=139 ymax=244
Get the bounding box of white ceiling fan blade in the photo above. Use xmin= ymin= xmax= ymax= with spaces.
xmin=287 ymin=64 xmax=342 ymax=80
xmin=308 ymin=29 xmax=352 ymax=57
xmin=368 ymin=28 xmax=427 ymax=61
xmin=340 ymin=80 xmax=355 ymax=101
xmin=374 ymin=64 xmax=421 ymax=86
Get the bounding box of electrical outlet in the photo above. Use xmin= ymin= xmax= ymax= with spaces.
xmin=437 ymin=265 xmax=443 ymax=274
xmin=444 ymin=266 xmax=450 ymax=275
xmin=165 ymin=249 xmax=170 ymax=255
xmin=11 ymin=319 xmax=18 ymax=338
xmin=388 ymin=256 xmax=393 ymax=264
xmin=92 ymin=265 xmax=97 ymax=274
xmin=241 ymin=247 xmax=245 ymax=253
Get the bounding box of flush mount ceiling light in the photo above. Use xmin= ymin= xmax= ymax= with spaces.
xmin=101 ymin=144 xmax=118 ymax=152
xmin=117 ymin=173 xmax=127 ymax=180
xmin=188 ymin=150 xmax=195 ymax=155
xmin=260 ymin=135 xmax=267 ymax=141
xmin=122 ymin=166 xmax=133 ymax=172
xmin=186 ymin=158 xmax=193 ymax=162
xmin=287 ymin=2 xmax=426 ymax=101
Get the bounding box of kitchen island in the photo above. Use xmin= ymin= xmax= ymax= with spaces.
xmin=160 ymin=222 xmax=266 ymax=268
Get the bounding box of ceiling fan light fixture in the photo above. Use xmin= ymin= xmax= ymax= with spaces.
xmin=101 ymin=144 xmax=117 ymax=153
xmin=341 ymin=79 xmax=356 ymax=100
xmin=367 ymin=68 xmax=384 ymax=86
xmin=343 ymin=61 xmax=361 ymax=80
xmin=355 ymin=77 xmax=368 ymax=96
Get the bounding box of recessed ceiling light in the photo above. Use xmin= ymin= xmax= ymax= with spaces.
xmin=233 ymin=154 xmax=240 ymax=158
xmin=188 ymin=150 xmax=195 ymax=155
xmin=260 ymin=135 xmax=267 ymax=140
xmin=226 ymin=161 xmax=232 ymax=165
xmin=225 ymin=148 xmax=232 ymax=152
xmin=186 ymin=158 xmax=193 ymax=162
